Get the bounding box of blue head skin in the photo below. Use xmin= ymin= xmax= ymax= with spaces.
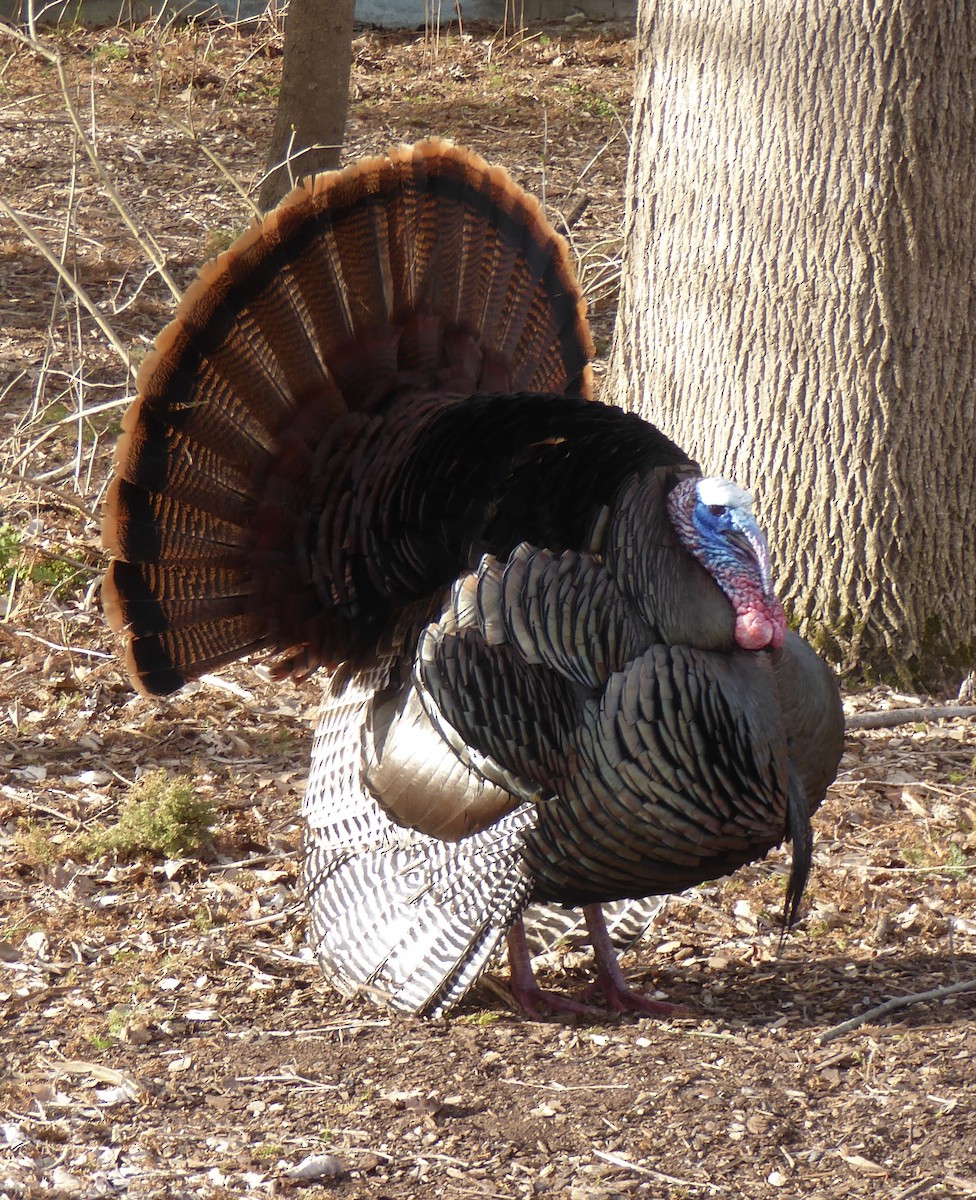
xmin=666 ymin=477 xmax=786 ymax=650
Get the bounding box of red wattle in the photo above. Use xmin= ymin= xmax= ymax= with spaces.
xmin=735 ymin=601 xmax=786 ymax=651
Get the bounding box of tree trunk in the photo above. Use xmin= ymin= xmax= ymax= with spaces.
xmin=610 ymin=0 xmax=976 ymax=687
xmin=258 ymin=0 xmax=356 ymax=211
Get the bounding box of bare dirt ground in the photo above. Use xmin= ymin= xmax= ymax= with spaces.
xmin=1 ymin=17 xmax=975 ymax=1200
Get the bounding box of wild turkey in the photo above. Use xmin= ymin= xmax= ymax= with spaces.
xmin=102 ymin=139 xmax=844 ymax=1017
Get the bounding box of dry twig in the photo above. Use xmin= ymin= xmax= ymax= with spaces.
xmin=818 ymin=978 xmax=976 ymax=1045
xmin=0 ymin=624 xmax=113 ymax=659
xmin=162 ymin=112 xmax=263 ymax=222
xmin=57 ymin=50 xmax=181 ymax=302
xmin=592 ymin=1149 xmax=727 ymax=1194
xmin=847 ymin=705 xmax=976 ymax=730
xmin=0 ymin=198 xmax=134 ymax=378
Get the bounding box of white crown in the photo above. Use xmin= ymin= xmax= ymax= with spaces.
xmin=696 ymin=476 xmax=753 ymax=512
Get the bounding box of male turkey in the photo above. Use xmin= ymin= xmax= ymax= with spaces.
xmin=102 ymin=140 xmax=844 ymax=1017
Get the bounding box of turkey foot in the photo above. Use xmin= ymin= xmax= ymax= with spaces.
xmin=507 ymin=920 xmax=606 ymax=1017
xmin=512 ymin=981 xmax=606 ymax=1019
xmin=579 ymin=974 xmax=683 ymax=1016
xmin=582 ymin=904 xmax=685 ymax=1016
xmin=507 ymin=910 xmax=684 ymax=1018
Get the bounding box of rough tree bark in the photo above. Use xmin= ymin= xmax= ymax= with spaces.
xmin=258 ymin=0 xmax=356 ymax=211
xmin=610 ymin=0 xmax=976 ymax=686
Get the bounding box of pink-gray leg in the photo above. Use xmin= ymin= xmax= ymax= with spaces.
xmin=581 ymin=904 xmax=682 ymax=1015
xmin=506 ymin=918 xmax=603 ymax=1016
xmin=505 ymin=907 xmax=682 ymax=1017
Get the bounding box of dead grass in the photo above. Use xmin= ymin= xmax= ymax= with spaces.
xmin=0 ymin=15 xmax=975 ymax=1200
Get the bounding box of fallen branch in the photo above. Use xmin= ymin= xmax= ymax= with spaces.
xmin=592 ymin=1149 xmax=726 ymax=1194
xmin=818 ymin=978 xmax=976 ymax=1045
xmin=846 ymin=705 xmax=976 ymax=730
xmin=0 ymin=624 xmax=114 ymax=660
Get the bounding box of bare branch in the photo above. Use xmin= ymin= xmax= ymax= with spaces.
xmin=847 ymin=705 xmax=976 ymax=730
xmin=0 ymin=198 xmax=134 ymax=378
xmin=1 ymin=21 xmax=181 ymax=302
xmin=818 ymin=978 xmax=976 ymax=1045
xmin=56 ymin=55 xmax=182 ymax=302
xmin=162 ymin=113 xmax=264 ymax=222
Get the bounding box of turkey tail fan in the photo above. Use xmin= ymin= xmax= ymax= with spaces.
xmin=102 ymin=139 xmax=594 ymax=696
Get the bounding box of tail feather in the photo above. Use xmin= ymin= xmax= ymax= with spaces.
xmin=125 ymin=618 xmax=265 ymax=694
xmin=143 ymin=261 xmax=310 ymax=435
xmin=102 ymin=561 xmax=252 ymax=629
xmin=113 ymin=407 xmax=258 ymax=512
xmin=103 ymin=139 xmax=592 ymax=695
xmin=104 ymin=480 xmax=251 ymax=563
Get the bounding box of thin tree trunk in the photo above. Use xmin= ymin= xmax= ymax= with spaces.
xmin=610 ymin=0 xmax=976 ymax=687
xmin=259 ymin=0 xmax=355 ymax=212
